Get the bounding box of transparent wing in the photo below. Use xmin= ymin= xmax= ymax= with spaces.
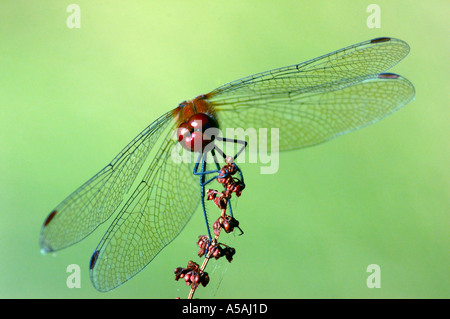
xmin=214 ymin=74 xmax=415 ymax=150
xmin=209 ymin=38 xmax=409 ymax=100
xmin=207 ymin=37 xmax=415 ymax=150
xmin=39 ymin=111 xmax=174 ymax=253
xmin=89 ymin=122 xmax=199 ymax=292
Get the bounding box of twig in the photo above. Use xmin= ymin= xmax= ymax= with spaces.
xmin=174 ymin=160 xmax=244 ymax=299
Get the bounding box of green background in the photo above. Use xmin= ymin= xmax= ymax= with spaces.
xmin=0 ymin=0 xmax=448 ymax=298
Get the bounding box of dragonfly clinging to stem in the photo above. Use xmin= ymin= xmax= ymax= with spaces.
xmin=40 ymin=37 xmax=415 ymax=292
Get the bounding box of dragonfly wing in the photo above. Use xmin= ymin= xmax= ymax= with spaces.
xmin=40 ymin=111 xmax=174 ymax=253
xmin=212 ymin=74 xmax=415 ymax=151
xmin=207 ymin=38 xmax=414 ymax=150
xmin=208 ymin=37 xmax=410 ymax=100
xmin=89 ymin=123 xmax=199 ymax=292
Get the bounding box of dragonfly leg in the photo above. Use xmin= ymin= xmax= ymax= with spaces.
xmin=193 ymin=152 xmax=220 ymax=177
xmin=198 ymin=153 xmax=213 ymax=242
xmin=214 ymin=137 xmax=246 ymax=183
xmin=210 ymin=148 xmax=221 ymax=171
xmin=215 ymin=136 xmax=248 ymax=161
xmin=227 ymin=198 xmax=234 ymax=218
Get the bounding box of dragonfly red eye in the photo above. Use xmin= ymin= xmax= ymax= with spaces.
xmin=178 ymin=113 xmax=219 ymax=152
xmin=177 ymin=122 xmax=190 ymax=142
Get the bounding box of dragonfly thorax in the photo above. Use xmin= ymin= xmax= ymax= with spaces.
xmin=177 ymin=113 xmax=219 ymax=153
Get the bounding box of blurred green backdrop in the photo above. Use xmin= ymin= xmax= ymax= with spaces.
xmin=0 ymin=0 xmax=448 ymax=298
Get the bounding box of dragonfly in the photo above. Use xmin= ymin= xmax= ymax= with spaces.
xmin=40 ymin=37 xmax=415 ymax=292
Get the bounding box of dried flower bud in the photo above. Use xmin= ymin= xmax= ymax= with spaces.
xmin=206 ymin=189 xmax=217 ymax=200
xmin=224 ymin=247 xmax=236 ymax=262
xmin=225 ymin=156 xmax=234 ymax=164
xmin=222 ymin=216 xmax=239 ymax=233
xmin=213 ymin=219 xmax=221 ymax=236
xmin=201 ymin=272 xmax=210 ymax=287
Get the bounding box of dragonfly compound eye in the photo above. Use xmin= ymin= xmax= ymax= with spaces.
xmin=177 ymin=113 xmax=219 ymax=152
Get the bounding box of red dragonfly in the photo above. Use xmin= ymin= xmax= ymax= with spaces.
xmin=40 ymin=37 xmax=415 ymax=292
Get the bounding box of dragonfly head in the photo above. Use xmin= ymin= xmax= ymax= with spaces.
xmin=177 ymin=113 xmax=219 ymax=153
